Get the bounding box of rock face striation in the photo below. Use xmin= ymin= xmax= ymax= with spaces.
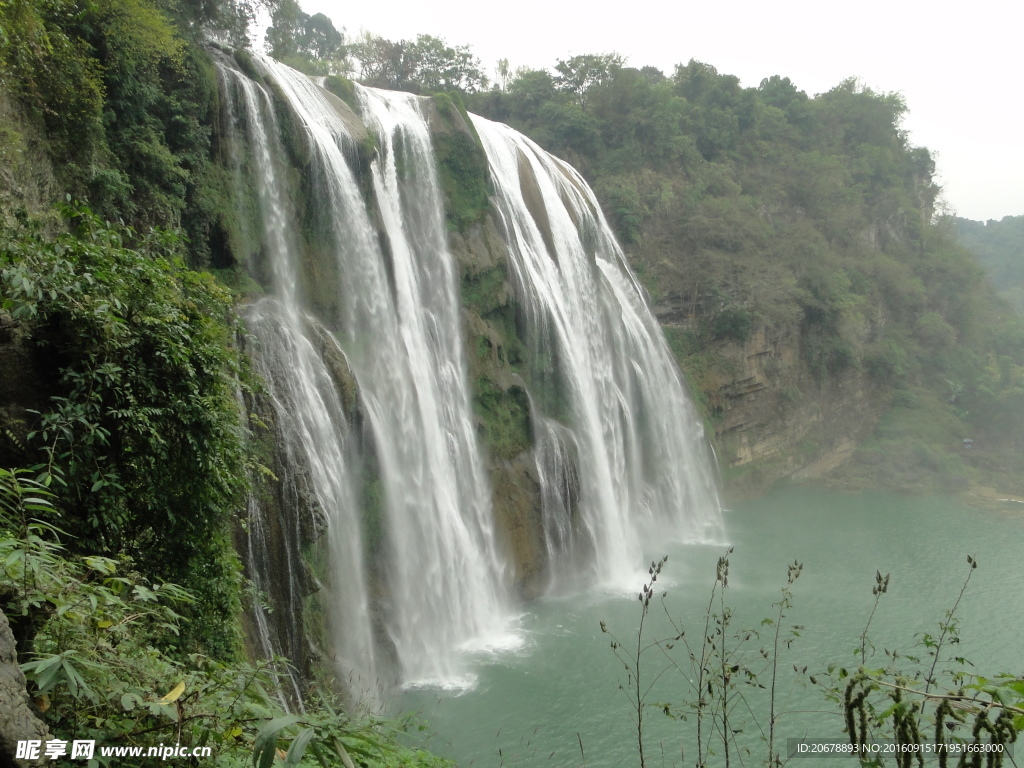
xmin=688 ymin=323 xmax=879 ymax=496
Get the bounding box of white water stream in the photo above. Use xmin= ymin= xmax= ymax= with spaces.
xmin=472 ymin=115 xmax=723 ymax=589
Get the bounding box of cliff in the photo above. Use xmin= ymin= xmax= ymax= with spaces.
xmin=465 ymin=62 xmax=1024 ymax=499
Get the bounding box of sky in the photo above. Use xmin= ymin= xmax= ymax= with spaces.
xmin=297 ymin=0 xmax=1023 ymax=222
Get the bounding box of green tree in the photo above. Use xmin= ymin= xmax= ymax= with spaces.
xmin=266 ymin=0 xmax=346 ymax=74
xmin=348 ymin=32 xmax=486 ymax=93
xmin=553 ymin=52 xmax=624 ymax=110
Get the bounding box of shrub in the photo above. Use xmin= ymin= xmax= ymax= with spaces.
xmin=1 ymin=202 xmax=248 ymax=656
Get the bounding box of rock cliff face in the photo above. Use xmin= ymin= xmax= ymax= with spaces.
xmin=655 ymin=314 xmax=883 ymax=497
xmin=449 ymin=220 xmax=547 ymax=598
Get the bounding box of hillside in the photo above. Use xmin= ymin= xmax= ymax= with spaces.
xmin=956 ymin=215 xmax=1024 ymax=314
xmin=463 ymin=59 xmax=1024 ymax=495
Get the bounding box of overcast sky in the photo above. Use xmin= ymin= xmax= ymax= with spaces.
xmin=299 ymin=0 xmax=1023 ymax=222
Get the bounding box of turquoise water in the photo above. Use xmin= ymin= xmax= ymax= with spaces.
xmin=402 ymin=487 xmax=1024 ymax=767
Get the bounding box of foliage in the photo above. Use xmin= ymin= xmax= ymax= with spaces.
xmin=821 ymin=557 xmax=1023 ymax=766
xmin=955 ymin=215 xmax=1024 ymax=314
xmin=347 ymin=31 xmax=487 ymax=94
xmin=0 ymin=469 xmax=453 ymax=768
xmin=0 ymin=0 xmax=242 ymax=265
xmin=553 ymin=53 xmax=624 ymax=110
xmin=0 ymin=202 xmax=248 ymax=656
xmin=265 ymin=0 xmax=348 ymax=76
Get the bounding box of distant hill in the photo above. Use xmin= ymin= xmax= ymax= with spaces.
xmin=955 ymin=215 xmax=1024 ymax=313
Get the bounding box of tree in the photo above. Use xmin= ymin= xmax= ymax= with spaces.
xmin=347 ymin=32 xmax=485 ymax=93
xmin=409 ymin=34 xmax=487 ymax=93
xmin=496 ymin=57 xmax=511 ymax=91
xmin=757 ymin=74 xmax=805 ymax=110
xmin=265 ymin=0 xmax=346 ymax=74
xmin=553 ymin=52 xmax=624 ymax=110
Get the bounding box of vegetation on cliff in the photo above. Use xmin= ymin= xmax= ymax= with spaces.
xmin=464 ymin=59 xmax=1024 ymax=493
xmin=1 ymin=203 xmax=249 ymax=656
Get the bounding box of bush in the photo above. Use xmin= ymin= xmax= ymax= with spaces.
xmin=710 ymin=306 xmax=753 ymax=343
xmin=1 ymin=202 xmax=248 ymax=656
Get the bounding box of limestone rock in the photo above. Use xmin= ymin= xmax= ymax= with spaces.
xmin=0 ymin=610 xmax=50 ymax=768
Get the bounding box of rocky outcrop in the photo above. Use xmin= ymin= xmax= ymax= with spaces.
xmin=664 ymin=319 xmax=881 ymax=498
xmin=450 ymin=218 xmax=550 ymax=596
xmin=0 ymin=94 xmax=58 ymax=231
xmin=0 ymin=610 xmax=50 ymax=768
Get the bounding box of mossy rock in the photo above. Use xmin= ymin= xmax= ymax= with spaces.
xmin=473 ymin=379 xmax=532 ymax=460
xmin=429 ymin=93 xmax=489 ymax=232
xmin=267 ymin=80 xmax=313 ymax=170
xmin=232 ymin=48 xmax=262 ymax=83
xmin=461 ymin=260 xmax=510 ymax=317
xmin=323 ymin=75 xmax=359 ymax=112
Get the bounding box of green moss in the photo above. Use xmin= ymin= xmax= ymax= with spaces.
xmin=211 ymin=265 xmax=264 ymax=297
xmin=324 ymin=75 xmax=359 ymax=111
xmin=462 ymin=261 xmax=509 ymax=317
xmin=269 ymin=81 xmax=312 ymax=169
xmin=233 ymin=48 xmax=261 ymax=82
xmin=490 ymin=305 xmax=527 ymax=369
xmin=431 ymin=94 xmax=489 ymax=232
xmin=360 ymin=474 xmax=385 ymax=557
xmin=473 ymin=380 xmax=533 ymax=460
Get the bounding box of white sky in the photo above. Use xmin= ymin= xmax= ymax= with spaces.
xmin=300 ymin=0 xmax=1024 ymax=222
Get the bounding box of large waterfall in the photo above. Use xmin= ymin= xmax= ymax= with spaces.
xmin=472 ymin=116 xmax=722 ymax=588
xmin=216 ymin=50 xmax=721 ymax=700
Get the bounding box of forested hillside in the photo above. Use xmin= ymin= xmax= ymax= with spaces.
xmin=3 ymin=0 xmax=1024 ymax=760
xmin=461 ymin=56 xmax=1024 ymax=492
xmin=956 ymin=215 xmax=1024 ymax=313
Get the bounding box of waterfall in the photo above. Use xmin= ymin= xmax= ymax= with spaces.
xmin=349 ymin=84 xmax=512 ymax=685
xmin=221 ymin=52 xmax=513 ymax=693
xmin=471 ymin=115 xmax=723 ymax=589
xmin=218 ymin=64 xmax=378 ymax=695
xmin=217 ymin=50 xmax=722 ymax=700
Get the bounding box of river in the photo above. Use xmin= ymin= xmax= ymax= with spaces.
xmin=401 ymin=486 xmax=1024 ymax=767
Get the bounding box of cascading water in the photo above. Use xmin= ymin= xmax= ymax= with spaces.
xmin=349 ymin=84 xmax=513 ymax=685
xmin=221 ymin=52 xmax=514 ymax=692
xmin=218 ymin=63 xmax=378 ymax=695
xmin=217 ymin=49 xmax=722 ymax=701
xmin=471 ymin=115 xmax=723 ymax=589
